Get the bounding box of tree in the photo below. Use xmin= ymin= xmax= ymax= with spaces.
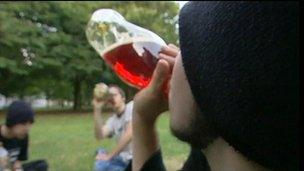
xmin=0 ymin=1 xmax=179 ymax=110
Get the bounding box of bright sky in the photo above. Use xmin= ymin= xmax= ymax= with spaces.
xmin=176 ymin=1 xmax=188 ymax=9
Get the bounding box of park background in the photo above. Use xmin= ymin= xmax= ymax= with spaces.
xmin=0 ymin=1 xmax=189 ymax=171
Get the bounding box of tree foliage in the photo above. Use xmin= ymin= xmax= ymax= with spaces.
xmin=0 ymin=1 xmax=179 ymax=109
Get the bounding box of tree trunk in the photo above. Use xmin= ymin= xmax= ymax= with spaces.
xmin=73 ymin=77 xmax=82 ymax=111
xmin=19 ymin=93 xmax=24 ymax=100
xmin=60 ymin=99 xmax=64 ymax=108
xmin=45 ymin=91 xmax=50 ymax=108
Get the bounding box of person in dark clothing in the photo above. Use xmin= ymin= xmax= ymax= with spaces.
xmin=126 ymin=1 xmax=299 ymax=171
xmin=0 ymin=101 xmax=48 ymax=171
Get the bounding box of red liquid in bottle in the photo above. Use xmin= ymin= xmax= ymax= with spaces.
xmin=102 ymin=39 xmax=163 ymax=89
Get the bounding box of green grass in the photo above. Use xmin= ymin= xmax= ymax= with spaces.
xmin=0 ymin=112 xmax=190 ymax=171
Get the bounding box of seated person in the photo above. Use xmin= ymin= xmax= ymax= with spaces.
xmin=0 ymin=100 xmax=48 ymax=171
xmin=92 ymin=85 xmax=133 ymax=171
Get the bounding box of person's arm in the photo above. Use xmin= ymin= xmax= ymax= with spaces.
xmin=96 ymin=122 xmax=132 ymax=161
xmin=132 ymin=44 xmax=179 ymax=171
xmin=93 ymin=100 xmax=112 ymax=140
xmin=108 ymin=121 xmax=132 ymax=158
xmin=13 ymin=135 xmax=29 ymax=171
xmin=18 ymin=135 xmax=28 ymax=161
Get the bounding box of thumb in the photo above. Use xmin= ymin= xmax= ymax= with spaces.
xmin=149 ymin=59 xmax=170 ymax=92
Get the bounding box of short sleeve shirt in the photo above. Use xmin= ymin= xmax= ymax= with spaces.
xmin=105 ymin=101 xmax=133 ymax=162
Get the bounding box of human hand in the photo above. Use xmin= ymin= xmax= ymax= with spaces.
xmin=133 ymin=44 xmax=179 ymax=125
xmin=159 ymin=43 xmax=180 ymax=67
xmin=95 ymin=153 xmax=112 ymax=161
xmin=12 ymin=161 xmax=23 ymax=171
xmin=92 ymin=98 xmax=106 ymax=111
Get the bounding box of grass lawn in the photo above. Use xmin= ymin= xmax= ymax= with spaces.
xmin=0 ymin=112 xmax=190 ymax=171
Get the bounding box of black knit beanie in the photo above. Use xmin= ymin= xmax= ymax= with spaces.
xmin=6 ymin=100 xmax=35 ymax=127
xmin=179 ymin=1 xmax=299 ymax=170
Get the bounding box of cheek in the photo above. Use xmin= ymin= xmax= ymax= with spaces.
xmin=19 ymin=128 xmax=25 ymax=134
xmin=115 ymin=97 xmax=121 ymax=104
xmin=16 ymin=126 xmax=28 ymax=134
xmin=169 ymin=90 xmax=196 ymax=130
xmin=13 ymin=128 xmax=22 ymax=135
xmin=169 ymin=55 xmax=196 ymax=130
